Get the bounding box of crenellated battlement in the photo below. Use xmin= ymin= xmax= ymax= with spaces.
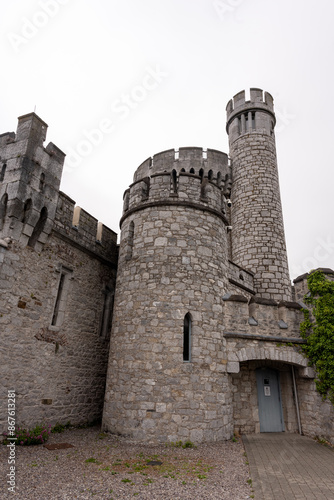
xmin=222 ymin=294 xmax=304 ymax=339
xmin=226 ymin=88 xmax=274 ymax=122
xmin=0 ymin=113 xmax=117 ymax=263
xmin=0 ymin=113 xmax=66 ymax=248
xmin=133 ymin=147 xmax=229 ymax=182
xmin=54 ymin=192 xmax=118 ymax=264
xmin=120 ymin=147 xmax=232 ymax=227
xmin=226 ymin=88 xmax=276 ymax=143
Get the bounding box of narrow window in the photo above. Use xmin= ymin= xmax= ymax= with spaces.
xmin=0 ymin=163 xmax=6 ymax=182
xmin=245 ymin=113 xmax=249 ymax=130
xmin=171 ymin=169 xmax=178 ymax=194
xmin=199 ymin=168 xmax=204 ymax=181
xmin=217 ymin=171 xmax=222 ymax=187
xmin=238 ymin=116 xmax=241 ymax=135
xmin=208 ymin=169 xmax=213 ymax=181
xmin=123 ymin=190 xmax=130 ymax=212
xmin=190 ymin=168 xmax=195 ymax=174
xmin=0 ymin=193 xmax=8 ymax=230
xmin=183 ymin=313 xmax=192 ymax=362
xmin=125 ymin=220 xmax=134 ymax=260
xmin=200 ymin=178 xmax=208 ymax=200
xmin=142 ymin=177 xmax=150 ymax=201
xmin=21 ymin=199 xmax=32 ymax=224
xmin=28 ymin=206 xmax=47 ymax=248
xmin=99 ymin=286 xmax=114 ymax=338
xmin=270 ymin=121 xmax=274 ymax=136
xmin=39 ymin=173 xmax=45 ymax=192
xmin=51 ymin=266 xmax=73 ymax=326
xmin=252 ymin=111 xmax=256 ymax=130
xmin=180 ymin=168 xmax=185 ymax=173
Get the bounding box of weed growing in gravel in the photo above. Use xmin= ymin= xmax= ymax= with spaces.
xmin=51 ymin=421 xmax=71 ymax=433
xmin=85 ymin=457 xmax=101 ymax=464
xmin=167 ymin=440 xmax=197 ymax=449
xmin=97 ymin=432 xmax=108 ymax=440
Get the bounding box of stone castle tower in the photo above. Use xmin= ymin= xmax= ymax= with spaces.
xmin=226 ymin=89 xmax=291 ymax=301
xmin=1 ymin=90 xmax=333 ymax=445
xmin=102 ymin=89 xmax=327 ymax=443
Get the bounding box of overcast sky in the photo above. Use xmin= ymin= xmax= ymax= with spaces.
xmin=1 ymin=0 xmax=334 ymax=280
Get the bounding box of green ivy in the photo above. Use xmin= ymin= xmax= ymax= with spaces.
xmin=300 ymin=270 xmax=334 ymax=404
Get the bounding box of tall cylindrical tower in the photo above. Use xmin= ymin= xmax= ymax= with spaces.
xmin=103 ymin=147 xmax=234 ymax=443
xmin=226 ymin=88 xmax=291 ymax=301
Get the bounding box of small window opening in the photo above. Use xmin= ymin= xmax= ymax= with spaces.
xmin=125 ymin=220 xmax=134 ymax=260
xmin=201 ymin=179 xmax=208 ymax=199
xmin=208 ymin=169 xmax=213 ymax=181
xmin=123 ymin=190 xmax=130 ymax=212
xmin=252 ymin=112 xmax=256 ymax=130
xmin=183 ymin=313 xmax=192 ymax=362
xmin=180 ymin=168 xmax=185 ymax=173
xmin=190 ymin=168 xmax=195 ymax=174
xmin=28 ymin=206 xmax=47 ymax=248
xmin=142 ymin=177 xmax=150 ymax=201
xmin=99 ymin=286 xmax=114 ymax=338
xmin=199 ymin=168 xmax=204 ymax=181
xmin=39 ymin=173 xmax=45 ymax=192
xmin=21 ymin=199 xmax=32 ymax=224
xmin=238 ymin=116 xmax=241 ymax=135
xmin=245 ymin=113 xmax=249 ymax=131
xmin=0 ymin=193 xmax=8 ymax=230
xmin=270 ymin=121 xmax=274 ymax=136
xmin=51 ymin=266 xmax=73 ymax=326
xmin=0 ymin=163 xmax=6 ymax=182
xmin=171 ymin=169 xmax=178 ymax=194
xmin=217 ymin=171 xmax=222 ymax=187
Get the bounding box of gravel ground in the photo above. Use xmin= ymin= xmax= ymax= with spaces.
xmin=1 ymin=426 xmax=252 ymax=499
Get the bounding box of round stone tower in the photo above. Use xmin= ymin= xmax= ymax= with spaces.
xmin=226 ymin=88 xmax=291 ymax=301
xmin=103 ymin=147 xmax=234 ymax=443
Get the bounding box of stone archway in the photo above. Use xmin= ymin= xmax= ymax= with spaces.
xmin=226 ymin=342 xmax=315 ymax=435
xmin=226 ymin=343 xmax=313 ymax=378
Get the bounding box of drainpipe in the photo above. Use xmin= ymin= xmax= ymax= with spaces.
xmin=291 ymin=365 xmax=302 ymax=435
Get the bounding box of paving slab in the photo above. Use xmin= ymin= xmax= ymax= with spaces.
xmin=243 ymin=433 xmax=334 ymax=500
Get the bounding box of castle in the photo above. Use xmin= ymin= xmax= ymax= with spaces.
xmin=1 ymin=89 xmax=333 ymax=444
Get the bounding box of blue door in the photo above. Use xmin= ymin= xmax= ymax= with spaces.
xmin=256 ymin=368 xmax=284 ymax=432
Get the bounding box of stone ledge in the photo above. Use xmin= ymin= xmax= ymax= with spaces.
xmin=249 ymin=296 xmax=277 ymax=306
xmin=120 ymin=200 xmax=229 ymax=227
xmin=228 ymin=278 xmax=255 ymax=295
xmin=223 ymin=332 xmax=306 ymax=343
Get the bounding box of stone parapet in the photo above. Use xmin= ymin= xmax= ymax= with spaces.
xmin=54 ymin=192 xmax=118 ymax=265
xmin=222 ymin=295 xmax=303 ymax=338
xmin=132 ymin=147 xmax=230 ymax=184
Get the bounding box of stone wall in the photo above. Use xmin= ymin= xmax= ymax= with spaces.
xmin=0 ymin=232 xmax=116 ymax=433
xmin=0 ymin=113 xmax=118 ymax=433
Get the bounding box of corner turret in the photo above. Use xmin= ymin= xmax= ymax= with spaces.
xmin=227 ymin=89 xmax=291 ymax=301
xmin=0 ymin=113 xmax=65 ymax=250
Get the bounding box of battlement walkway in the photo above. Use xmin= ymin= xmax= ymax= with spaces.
xmin=243 ymin=433 xmax=334 ymax=499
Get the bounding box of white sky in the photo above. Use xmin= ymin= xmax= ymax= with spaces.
xmin=1 ymin=0 xmax=334 ymax=280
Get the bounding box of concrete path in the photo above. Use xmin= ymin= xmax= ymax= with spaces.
xmin=243 ymin=433 xmax=334 ymax=500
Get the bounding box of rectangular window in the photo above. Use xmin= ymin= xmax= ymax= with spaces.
xmin=183 ymin=313 xmax=191 ymax=362
xmin=51 ymin=266 xmax=72 ymax=326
